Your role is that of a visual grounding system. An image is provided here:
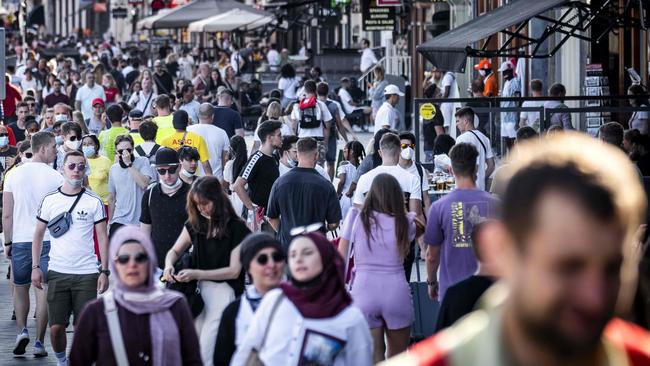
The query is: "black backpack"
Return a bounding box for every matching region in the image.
[298,96,321,129]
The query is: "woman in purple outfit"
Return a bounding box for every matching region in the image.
[338,173,423,364]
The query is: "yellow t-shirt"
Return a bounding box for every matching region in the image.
[130,132,144,146]
[153,115,175,144]
[161,131,211,162]
[87,155,112,204]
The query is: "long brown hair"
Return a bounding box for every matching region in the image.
[187,176,241,238]
[360,173,410,258]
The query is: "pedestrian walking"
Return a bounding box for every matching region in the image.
[160,110,213,176]
[230,232,373,366]
[32,150,109,366]
[163,176,250,366]
[98,104,128,162]
[187,103,229,179]
[69,225,202,365]
[336,140,365,220]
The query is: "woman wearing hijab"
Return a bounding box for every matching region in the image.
[214,233,285,366]
[69,225,202,365]
[230,232,373,366]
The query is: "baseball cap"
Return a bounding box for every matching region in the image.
[384,84,405,96]
[498,61,514,72]
[92,98,105,107]
[473,59,491,70]
[128,109,143,119]
[154,147,180,166]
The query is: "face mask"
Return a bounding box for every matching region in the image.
[0,136,8,148]
[401,147,414,161]
[200,211,211,219]
[181,168,195,178]
[65,140,81,150]
[23,157,32,163]
[160,177,182,190]
[55,135,64,145]
[82,146,96,158]
[288,158,297,168]
[479,69,486,77]
[66,178,83,188]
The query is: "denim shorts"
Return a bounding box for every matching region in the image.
[11,241,50,286]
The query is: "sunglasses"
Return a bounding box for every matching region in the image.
[115,252,149,265]
[117,148,133,155]
[290,223,324,237]
[401,143,415,149]
[66,163,86,172]
[24,152,33,159]
[157,166,179,176]
[68,135,79,141]
[27,103,36,107]
[0,133,8,137]
[255,251,284,266]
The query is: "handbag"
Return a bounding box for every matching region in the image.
[245,293,284,366]
[166,236,204,318]
[47,188,85,238]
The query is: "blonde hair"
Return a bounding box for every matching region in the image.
[266,101,282,119]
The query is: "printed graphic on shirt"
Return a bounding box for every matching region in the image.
[451,200,489,248]
[298,329,346,366]
[76,209,91,222]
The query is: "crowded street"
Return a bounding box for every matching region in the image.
[1,0,650,365]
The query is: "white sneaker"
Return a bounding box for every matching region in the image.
[13,329,29,355]
[57,359,68,366]
[352,125,363,132]
[33,340,48,358]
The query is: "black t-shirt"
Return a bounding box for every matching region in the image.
[240,150,279,209]
[434,275,495,332]
[267,168,342,250]
[153,71,174,95]
[422,104,444,151]
[139,182,190,269]
[212,106,243,138]
[185,219,250,295]
[8,122,25,143]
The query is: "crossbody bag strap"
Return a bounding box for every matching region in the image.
[142,91,154,115]
[257,293,284,351]
[179,131,188,147]
[103,292,130,366]
[468,130,487,155]
[68,188,85,214]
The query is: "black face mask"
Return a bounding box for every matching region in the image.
[118,154,129,169]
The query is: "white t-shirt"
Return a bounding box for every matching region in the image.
[267,49,280,67]
[403,162,430,192]
[278,77,299,100]
[36,189,106,274]
[520,100,545,131]
[337,88,357,115]
[127,90,157,117]
[75,84,107,120]
[20,77,42,94]
[374,101,399,132]
[456,129,494,191]
[353,165,422,205]
[188,123,230,179]
[440,72,461,127]
[290,99,333,138]
[253,122,293,143]
[4,162,64,242]
[360,48,378,73]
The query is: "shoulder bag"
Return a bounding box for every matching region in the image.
[103,291,130,366]
[245,293,284,366]
[47,188,85,238]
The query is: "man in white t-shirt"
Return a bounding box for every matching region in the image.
[75,72,106,121]
[454,107,495,190]
[3,131,62,357]
[354,133,422,215]
[290,80,333,166]
[360,39,378,73]
[440,70,462,130]
[188,103,230,180]
[267,44,280,71]
[374,84,404,133]
[32,150,108,366]
[338,78,371,132]
[127,74,157,117]
[519,79,545,132]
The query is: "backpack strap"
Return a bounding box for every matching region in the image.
[149,144,161,157]
[103,291,130,366]
[135,145,146,158]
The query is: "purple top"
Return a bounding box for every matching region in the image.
[424,189,498,301]
[342,207,417,274]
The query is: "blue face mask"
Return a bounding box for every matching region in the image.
[55,135,64,145]
[82,146,96,158]
[0,136,8,148]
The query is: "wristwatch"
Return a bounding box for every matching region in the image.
[426,280,438,287]
[99,269,111,276]
[4,241,11,247]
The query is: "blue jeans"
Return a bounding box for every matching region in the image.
[11,241,50,285]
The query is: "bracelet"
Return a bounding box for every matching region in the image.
[4,241,11,247]
[32,265,40,270]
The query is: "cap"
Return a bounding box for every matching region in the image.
[154,147,180,166]
[498,61,514,72]
[92,98,105,107]
[172,109,189,130]
[384,84,405,96]
[240,233,283,272]
[128,109,143,119]
[473,59,491,70]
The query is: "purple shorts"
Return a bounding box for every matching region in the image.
[350,271,413,329]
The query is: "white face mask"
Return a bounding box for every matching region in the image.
[479,69,487,77]
[401,147,414,161]
[181,168,195,178]
[65,140,81,150]
[66,178,83,188]
[160,177,182,190]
